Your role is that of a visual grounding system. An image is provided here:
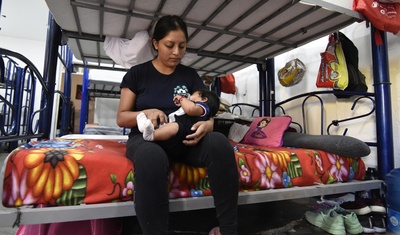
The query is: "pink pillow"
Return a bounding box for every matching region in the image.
[241,116,292,147]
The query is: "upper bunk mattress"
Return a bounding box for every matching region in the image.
[44,0,363,76]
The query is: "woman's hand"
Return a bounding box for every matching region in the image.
[144,109,168,128]
[183,119,214,146]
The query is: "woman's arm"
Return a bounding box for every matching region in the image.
[183,118,214,146]
[117,88,167,128]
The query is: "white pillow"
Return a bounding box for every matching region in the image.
[228,123,250,143]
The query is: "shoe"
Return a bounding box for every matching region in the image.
[358,215,375,234]
[305,208,346,235]
[364,167,378,180]
[371,214,386,234]
[319,193,355,206]
[363,198,386,214]
[340,200,371,215]
[312,201,334,212]
[334,206,364,234]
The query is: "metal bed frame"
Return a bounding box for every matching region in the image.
[0,0,393,228]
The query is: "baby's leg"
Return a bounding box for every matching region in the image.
[153,122,179,141]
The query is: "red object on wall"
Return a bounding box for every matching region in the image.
[353,0,400,35]
[220,74,236,94]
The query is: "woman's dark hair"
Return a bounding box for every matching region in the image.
[196,89,220,117]
[152,15,189,44]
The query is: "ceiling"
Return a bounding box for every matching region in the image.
[0,0,49,41]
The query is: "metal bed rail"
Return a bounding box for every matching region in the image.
[274,90,376,146]
[0,49,48,149]
[0,179,383,227]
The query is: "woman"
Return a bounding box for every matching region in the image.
[117,15,238,235]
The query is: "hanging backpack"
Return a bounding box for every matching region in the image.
[334,32,368,98]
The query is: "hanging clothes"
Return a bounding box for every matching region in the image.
[219,74,236,94]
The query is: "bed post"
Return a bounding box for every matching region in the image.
[370,26,394,179]
[266,59,275,117]
[60,46,73,136]
[79,67,90,134]
[257,59,275,117]
[257,61,267,116]
[40,13,61,139]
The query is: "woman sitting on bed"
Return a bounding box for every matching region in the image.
[116,15,238,235]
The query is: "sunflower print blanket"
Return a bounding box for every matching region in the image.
[1,138,366,207]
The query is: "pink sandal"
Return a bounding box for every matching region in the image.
[208,226,221,235]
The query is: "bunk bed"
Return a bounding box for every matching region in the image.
[80,77,126,134]
[0,0,393,228]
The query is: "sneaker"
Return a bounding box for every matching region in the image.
[319,193,355,206]
[363,198,386,214]
[340,200,371,215]
[305,208,346,235]
[312,201,334,212]
[358,215,375,234]
[334,206,364,234]
[371,214,386,233]
[364,167,378,180]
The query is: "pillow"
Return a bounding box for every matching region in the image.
[282,132,371,158]
[228,123,250,143]
[241,116,292,147]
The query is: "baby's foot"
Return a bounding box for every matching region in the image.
[143,119,155,141]
[208,227,221,235]
[136,112,148,133]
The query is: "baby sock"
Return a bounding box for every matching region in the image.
[142,119,155,141]
[136,112,148,133]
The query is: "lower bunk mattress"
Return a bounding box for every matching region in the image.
[2,136,366,207]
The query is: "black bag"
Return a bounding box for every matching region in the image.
[334,32,368,98]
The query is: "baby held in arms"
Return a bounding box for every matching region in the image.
[137,89,220,141]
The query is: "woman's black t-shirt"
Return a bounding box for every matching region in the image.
[120,61,206,115]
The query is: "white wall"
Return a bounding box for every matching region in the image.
[0,36,46,73]
[222,22,400,169]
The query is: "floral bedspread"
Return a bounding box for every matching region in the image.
[1,138,365,207]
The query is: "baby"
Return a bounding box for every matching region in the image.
[136,89,220,142]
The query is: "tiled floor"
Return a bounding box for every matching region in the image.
[119,198,336,235]
[120,199,388,235]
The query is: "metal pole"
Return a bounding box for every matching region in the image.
[79,67,89,134]
[266,59,275,116]
[370,26,394,179]
[60,47,73,136]
[40,12,61,139]
[257,63,267,116]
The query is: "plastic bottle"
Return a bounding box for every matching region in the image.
[386,168,400,233]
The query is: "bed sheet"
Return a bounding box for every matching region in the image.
[2,137,365,207]
[83,125,130,135]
